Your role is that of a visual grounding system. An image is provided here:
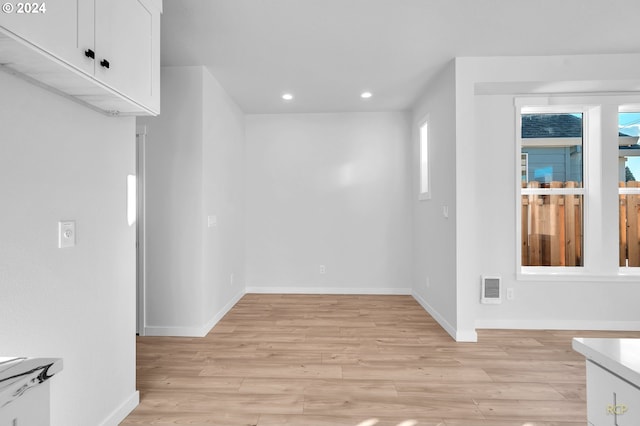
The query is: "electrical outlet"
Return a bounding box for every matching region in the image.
[58,221,76,248]
[319,265,326,274]
[207,215,217,228]
[506,288,515,300]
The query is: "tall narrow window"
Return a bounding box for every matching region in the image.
[618,110,640,267]
[520,112,585,267]
[419,119,430,200]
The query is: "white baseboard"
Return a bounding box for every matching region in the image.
[475,319,640,331]
[200,288,245,335]
[454,329,479,342]
[245,286,412,295]
[143,324,206,337]
[99,391,139,426]
[412,291,478,342]
[144,289,246,337]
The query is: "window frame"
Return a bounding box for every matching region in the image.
[516,104,589,276]
[418,116,431,201]
[515,96,640,281]
[618,106,640,269]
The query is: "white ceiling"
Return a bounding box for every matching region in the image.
[161,0,640,114]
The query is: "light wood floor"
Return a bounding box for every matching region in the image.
[122,294,640,425]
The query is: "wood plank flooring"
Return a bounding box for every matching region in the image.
[122,294,640,425]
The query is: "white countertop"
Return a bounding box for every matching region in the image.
[0,357,26,380]
[0,357,63,408]
[573,338,640,388]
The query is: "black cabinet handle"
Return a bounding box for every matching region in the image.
[84,49,95,59]
[100,59,110,69]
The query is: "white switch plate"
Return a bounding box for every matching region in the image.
[506,288,514,300]
[58,221,76,248]
[319,265,326,274]
[207,215,217,227]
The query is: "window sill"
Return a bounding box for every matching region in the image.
[517,268,640,282]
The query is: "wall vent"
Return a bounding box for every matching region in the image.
[481,276,501,304]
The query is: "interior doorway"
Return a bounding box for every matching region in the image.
[136,125,147,336]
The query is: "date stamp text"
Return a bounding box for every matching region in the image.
[2,2,47,14]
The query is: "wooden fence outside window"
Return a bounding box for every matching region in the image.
[619,181,640,267]
[521,181,582,266]
[521,181,640,267]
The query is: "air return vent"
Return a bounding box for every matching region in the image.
[481,276,501,304]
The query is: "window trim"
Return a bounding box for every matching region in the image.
[515,95,640,280]
[517,103,589,275]
[618,108,640,269]
[418,116,431,201]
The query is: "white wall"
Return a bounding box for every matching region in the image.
[245,112,412,294]
[139,66,245,336]
[0,71,137,425]
[455,54,640,332]
[201,68,246,329]
[141,66,204,331]
[410,62,460,337]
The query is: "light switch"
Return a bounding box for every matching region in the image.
[507,288,515,300]
[207,215,217,228]
[58,221,76,248]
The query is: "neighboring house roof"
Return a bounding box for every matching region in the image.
[522,113,632,138]
[522,114,582,138]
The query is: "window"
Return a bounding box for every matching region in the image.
[517,98,640,278]
[419,119,430,200]
[619,111,640,267]
[520,111,585,267]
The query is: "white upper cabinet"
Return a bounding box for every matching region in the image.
[0,0,161,115]
[94,0,160,113]
[0,1,94,74]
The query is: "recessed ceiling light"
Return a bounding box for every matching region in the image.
[282,93,294,101]
[361,91,373,99]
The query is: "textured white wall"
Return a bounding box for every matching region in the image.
[139,66,245,336]
[140,66,205,331]
[245,112,412,294]
[201,68,246,327]
[456,54,640,332]
[410,62,459,337]
[473,93,640,329]
[0,71,137,425]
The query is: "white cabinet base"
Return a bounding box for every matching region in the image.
[0,357,62,426]
[0,381,50,426]
[586,360,640,426]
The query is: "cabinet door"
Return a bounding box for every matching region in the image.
[586,361,640,426]
[94,0,159,113]
[0,381,50,426]
[0,0,94,74]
